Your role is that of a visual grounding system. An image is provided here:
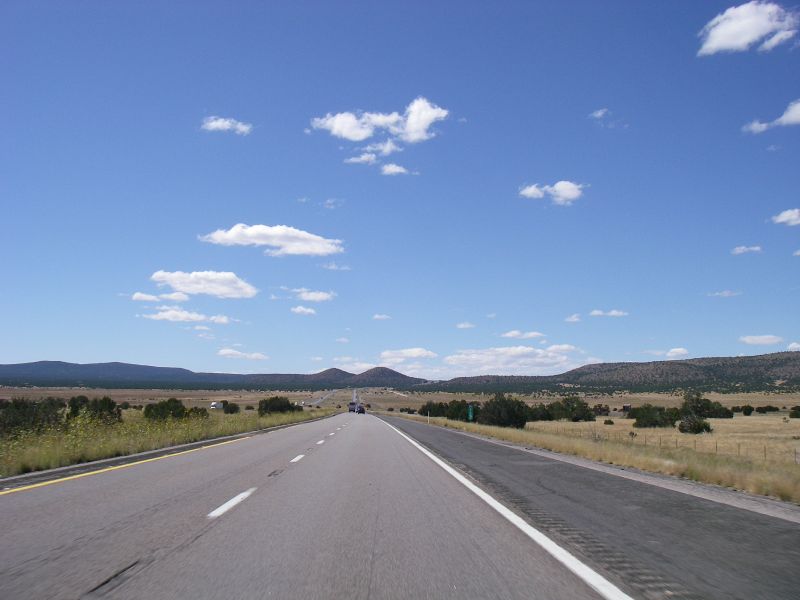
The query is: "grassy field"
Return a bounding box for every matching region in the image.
[387,412,800,503]
[0,408,333,478]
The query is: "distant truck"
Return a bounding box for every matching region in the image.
[348,401,357,412]
[210,401,223,410]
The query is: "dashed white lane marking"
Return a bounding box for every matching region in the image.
[328,433,335,436]
[316,440,325,445]
[382,420,634,600]
[290,454,305,463]
[207,488,257,519]
[336,427,341,431]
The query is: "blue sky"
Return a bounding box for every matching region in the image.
[2,1,798,378]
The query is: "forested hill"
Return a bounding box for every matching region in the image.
[1,352,799,393]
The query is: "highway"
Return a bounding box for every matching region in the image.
[0,412,797,599]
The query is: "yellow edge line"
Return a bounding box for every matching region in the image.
[0,436,251,496]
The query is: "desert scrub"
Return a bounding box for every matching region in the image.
[0,409,331,477]
[388,413,800,504]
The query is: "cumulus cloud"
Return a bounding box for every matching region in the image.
[373,314,391,320]
[344,153,377,165]
[151,270,257,299]
[217,348,268,360]
[794,250,800,257]
[333,356,376,372]
[291,305,316,315]
[501,330,545,339]
[200,224,344,257]
[311,97,448,144]
[456,322,476,329]
[698,1,798,56]
[443,344,583,376]
[519,180,586,206]
[708,290,742,297]
[742,99,800,134]
[788,342,800,351]
[589,108,609,119]
[364,139,402,156]
[565,313,581,323]
[590,309,628,317]
[336,337,349,343]
[740,334,783,345]
[731,245,762,255]
[142,308,232,324]
[666,347,689,359]
[772,208,800,226]
[380,347,438,365]
[132,292,159,302]
[321,261,351,271]
[381,163,409,176]
[201,116,252,135]
[292,288,335,302]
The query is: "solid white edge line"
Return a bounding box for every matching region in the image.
[207,487,257,519]
[316,440,325,445]
[382,420,634,600]
[290,454,305,463]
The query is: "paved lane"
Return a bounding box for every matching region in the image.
[383,416,800,600]
[0,414,606,599]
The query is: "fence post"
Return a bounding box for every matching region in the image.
[764,445,767,461]
[738,443,740,457]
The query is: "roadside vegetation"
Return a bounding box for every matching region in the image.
[390,391,800,503]
[0,395,331,477]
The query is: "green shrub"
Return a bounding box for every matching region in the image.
[630,404,680,428]
[789,406,800,419]
[258,396,301,416]
[755,405,780,414]
[186,407,209,418]
[143,398,186,420]
[681,392,732,418]
[549,396,596,422]
[477,393,529,428]
[603,419,614,425]
[742,405,754,416]
[678,413,712,434]
[0,397,65,435]
[731,406,742,413]
[119,401,131,410]
[245,405,255,411]
[528,404,554,421]
[387,407,394,412]
[223,402,240,414]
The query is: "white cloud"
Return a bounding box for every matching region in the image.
[333,356,376,372]
[794,250,800,256]
[217,348,268,360]
[590,309,628,317]
[336,337,349,343]
[565,313,581,323]
[443,344,582,376]
[486,313,497,319]
[344,152,377,165]
[381,163,409,176]
[589,108,609,119]
[159,292,190,302]
[201,116,252,135]
[788,342,800,351]
[742,99,800,134]
[142,308,232,324]
[132,292,159,302]
[372,314,392,320]
[321,261,351,271]
[666,347,689,359]
[364,139,402,156]
[311,356,323,361]
[519,180,586,206]
[547,344,577,352]
[292,288,335,302]
[501,330,545,339]
[708,290,742,297]
[151,270,257,299]
[698,1,798,56]
[311,97,448,144]
[194,325,210,331]
[401,97,449,143]
[291,305,316,315]
[772,208,800,226]
[322,198,343,210]
[200,223,344,257]
[731,245,762,255]
[739,334,783,345]
[380,347,438,365]
[456,322,476,329]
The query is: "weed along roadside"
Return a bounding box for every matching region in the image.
[384,392,800,504]
[0,395,335,478]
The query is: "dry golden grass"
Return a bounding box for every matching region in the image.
[389,413,800,503]
[0,409,334,477]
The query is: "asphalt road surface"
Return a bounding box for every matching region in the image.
[1,412,797,599]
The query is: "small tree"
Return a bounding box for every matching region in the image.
[143,398,186,420]
[477,393,529,428]
[223,402,240,414]
[742,405,754,416]
[678,413,712,434]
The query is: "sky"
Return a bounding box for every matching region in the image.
[1,1,799,379]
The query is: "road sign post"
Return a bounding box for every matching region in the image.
[468,404,474,422]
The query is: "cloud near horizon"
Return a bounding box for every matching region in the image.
[217,348,268,360]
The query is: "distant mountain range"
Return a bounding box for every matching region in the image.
[1,352,799,393]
